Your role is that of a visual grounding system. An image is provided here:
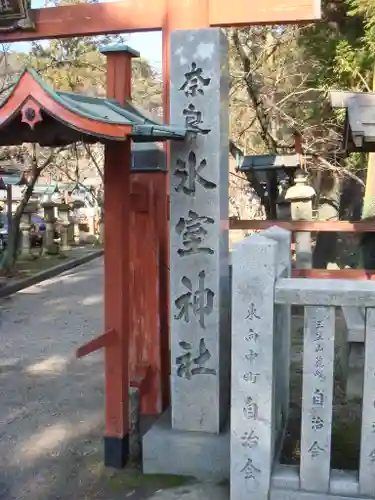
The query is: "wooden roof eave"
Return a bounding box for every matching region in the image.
[0,70,133,142]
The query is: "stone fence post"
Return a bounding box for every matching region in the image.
[42,200,58,255]
[285,171,315,269]
[264,226,292,454]
[230,227,292,500]
[57,203,71,253]
[19,221,31,257]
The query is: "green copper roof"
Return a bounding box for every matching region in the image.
[4,68,187,143]
[99,44,140,58]
[0,174,23,186]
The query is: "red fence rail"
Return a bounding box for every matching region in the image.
[229,219,375,279]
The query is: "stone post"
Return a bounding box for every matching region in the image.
[99,210,104,245]
[19,202,38,256]
[69,199,84,245]
[231,233,278,500]
[300,305,335,493]
[285,171,315,269]
[67,215,75,246]
[60,221,71,254]
[42,200,58,255]
[169,28,229,433]
[359,308,375,496]
[0,205,4,252]
[57,203,71,253]
[264,226,292,455]
[57,202,70,223]
[19,221,31,257]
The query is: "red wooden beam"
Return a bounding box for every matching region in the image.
[209,0,321,27]
[0,0,320,42]
[76,329,117,358]
[0,0,166,42]
[229,219,375,232]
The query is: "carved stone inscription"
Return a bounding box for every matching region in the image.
[300,306,335,493]
[170,29,229,433]
[230,235,278,500]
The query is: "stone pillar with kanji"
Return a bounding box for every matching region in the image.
[169,28,230,433]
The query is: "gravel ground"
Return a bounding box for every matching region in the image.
[0,255,359,499]
[0,258,107,500]
[0,258,217,500]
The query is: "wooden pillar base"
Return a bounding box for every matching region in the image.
[104,435,129,468]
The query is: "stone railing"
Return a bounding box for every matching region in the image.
[231,226,375,500]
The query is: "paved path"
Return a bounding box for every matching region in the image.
[0,258,105,500]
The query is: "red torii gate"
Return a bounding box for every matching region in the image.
[0,0,321,467]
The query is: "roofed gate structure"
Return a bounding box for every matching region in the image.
[0,44,187,467]
[0,0,322,485]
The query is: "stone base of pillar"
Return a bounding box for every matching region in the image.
[142,409,229,481]
[104,435,129,469]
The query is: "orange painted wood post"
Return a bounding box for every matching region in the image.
[100,44,139,468]
[147,171,170,410]
[129,176,162,415]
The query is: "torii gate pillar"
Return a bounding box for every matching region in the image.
[101,45,137,467]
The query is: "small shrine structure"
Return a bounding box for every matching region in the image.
[0,45,186,467]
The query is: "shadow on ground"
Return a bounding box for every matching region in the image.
[0,258,190,500]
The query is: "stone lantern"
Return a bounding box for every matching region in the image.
[19,201,39,256]
[57,202,71,253]
[42,199,58,254]
[69,199,85,244]
[22,201,38,224]
[285,170,316,269]
[19,220,31,256]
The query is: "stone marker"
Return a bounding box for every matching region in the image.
[300,306,335,493]
[359,308,375,496]
[230,234,278,500]
[169,28,229,433]
[19,221,31,257]
[264,226,292,456]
